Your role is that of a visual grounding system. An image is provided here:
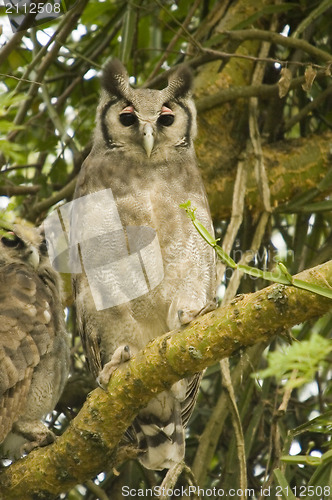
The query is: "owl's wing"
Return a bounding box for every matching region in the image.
[72,278,103,380]
[80,319,103,379]
[0,264,54,442]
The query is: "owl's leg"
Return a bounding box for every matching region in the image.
[97,345,131,390]
[178,298,217,325]
[13,420,55,455]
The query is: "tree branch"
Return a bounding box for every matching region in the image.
[0,184,40,196]
[204,130,332,220]
[219,29,332,64]
[0,261,331,499]
[195,71,328,113]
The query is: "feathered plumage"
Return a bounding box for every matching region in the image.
[73,60,216,470]
[0,224,69,459]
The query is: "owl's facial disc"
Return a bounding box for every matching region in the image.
[142,105,175,157]
[1,230,40,269]
[118,103,176,157]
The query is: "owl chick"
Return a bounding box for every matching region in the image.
[0,223,69,460]
[73,60,216,470]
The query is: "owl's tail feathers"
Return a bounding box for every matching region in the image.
[131,396,185,471]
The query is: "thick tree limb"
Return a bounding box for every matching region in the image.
[202,131,332,220]
[195,72,328,113]
[0,261,331,499]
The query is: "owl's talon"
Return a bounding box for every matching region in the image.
[198,299,217,316]
[178,300,217,326]
[20,430,55,455]
[12,420,56,456]
[177,309,195,325]
[97,345,131,390]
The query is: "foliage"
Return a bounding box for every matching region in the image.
[255,332,332,389]
[0,0,331,498]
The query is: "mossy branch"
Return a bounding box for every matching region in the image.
[0,261,331,499]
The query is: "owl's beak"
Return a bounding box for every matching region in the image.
[143,123,154,157]
[28,246,40,269]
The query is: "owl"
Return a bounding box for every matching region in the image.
[0,223,69,460]
[73,59,216,470]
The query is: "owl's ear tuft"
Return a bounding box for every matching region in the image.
[166,65,193,99]
[101,59,131,98]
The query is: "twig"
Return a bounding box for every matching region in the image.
[26,177,77,221]
[258,370,298,498]
[145,0,202,85]
[158,463,184,499]
[0,184,40,196]
[223,212,271,304]
[216,154,247,287]
[191,343,270,485]
[220,358,247,498]
[11,0,89,129]
[291,0,332,39]
[248,28,272,214]
[218,29,332,64]
[85,480,110,500]
[0,2,48,65]
[284,84,332,132]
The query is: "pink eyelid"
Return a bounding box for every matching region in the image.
[120,105,173,115]
[120,106,135,114]
[161,105,173,115]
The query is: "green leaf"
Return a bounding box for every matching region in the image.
[0,140,26,163]
[181,201,332,300]
[278,262,293,283]
[290,409,332,436]
[0,120,25,133]
[49,158,68,184]
[237,264,291,284]
[307,450,332,493]
[0,91,27,111]
[273,469,297,500]
[281,455,322,466]
[119,1,136,65]
[293,278,332,299]
[254,333,332,389]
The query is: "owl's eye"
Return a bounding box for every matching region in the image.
[119,113,137,127]
[119,105,136,127]
[158,114,174,127]
[158,105,174,127]
[39,239,48,255]
[1,232,24,248]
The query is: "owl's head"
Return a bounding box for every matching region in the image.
[0,224,43,269]
[95,59,197,159]
[0,222,62,295]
